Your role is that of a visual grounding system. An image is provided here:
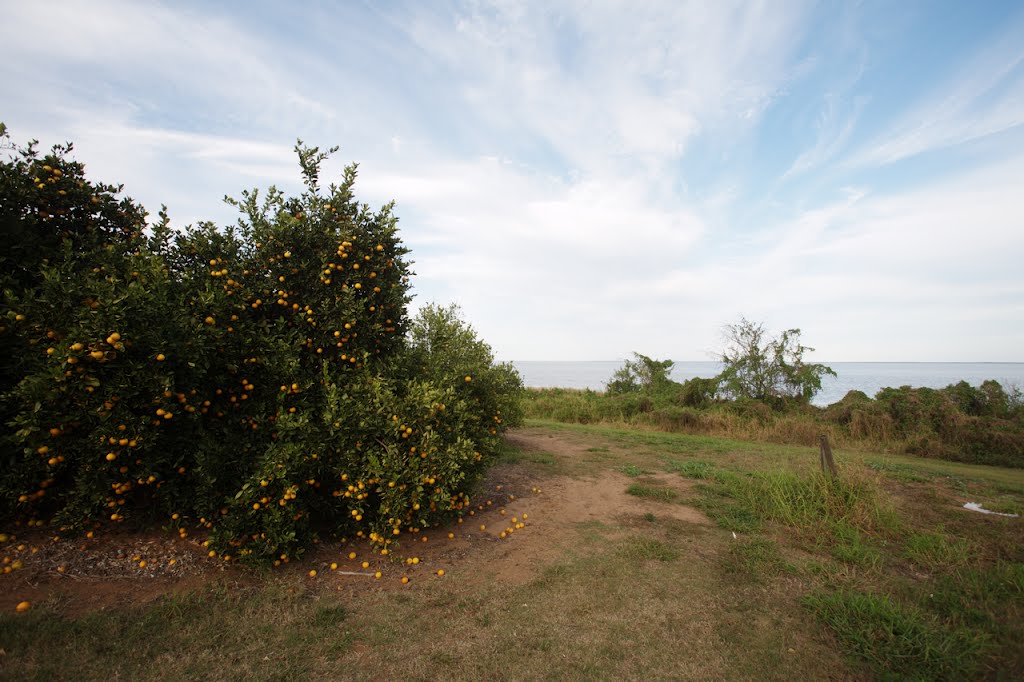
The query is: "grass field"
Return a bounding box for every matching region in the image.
[1,419,1021,680]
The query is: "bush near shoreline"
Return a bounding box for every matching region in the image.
[522,379,1024,467]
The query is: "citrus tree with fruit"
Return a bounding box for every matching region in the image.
[0,127,523,564]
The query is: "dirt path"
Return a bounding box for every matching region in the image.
[2,426,710,612]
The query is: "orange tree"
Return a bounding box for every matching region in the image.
[0,129,523,563]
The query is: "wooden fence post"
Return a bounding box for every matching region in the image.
[819,434,838,478]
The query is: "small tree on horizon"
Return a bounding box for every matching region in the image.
[606,353,675,394]
[717,317,835,405]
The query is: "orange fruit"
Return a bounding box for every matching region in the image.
[16,601,30,612]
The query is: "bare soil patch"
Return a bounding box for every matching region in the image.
[2,427,709,613]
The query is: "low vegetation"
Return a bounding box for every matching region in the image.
[523,380,1024,468]
[1,422,1020,680]
[526,318,1023,468]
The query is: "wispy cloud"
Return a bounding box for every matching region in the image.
[851,9,1024,167]
[2,0,1022,361]
[781,94,867,181]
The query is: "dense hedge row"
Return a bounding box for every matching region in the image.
[0,132,522,563]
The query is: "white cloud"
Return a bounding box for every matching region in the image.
[397,0,813,174]
[3,0,1022,362]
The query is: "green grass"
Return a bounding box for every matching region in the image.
[312,604,349,627]
[497,447,558,467]
[695,493,763,533]
[4,422,1022,682]
[737,470,898,533]
[513,418,1024,678]
[521,387,1024,469]
[828,523,882,568]
[722,537,791,579]
[904,531,971,571]
[866,459,934,483]
[619,464,651,477]
[666,459,716,479]
[803,590,991,681]
[922,562,1024,633]
[625,483,679,503]
[673,460,897,539]
[0,583,357,680]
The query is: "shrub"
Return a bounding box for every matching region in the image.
[605,353,675,394]
[674,375,721,407]
[650,406,702,432]
[0,131,521,563]
[403,302,524,450]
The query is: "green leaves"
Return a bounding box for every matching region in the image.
[606,352,676,395]
[1,133,521,565]
[718,317,835,405]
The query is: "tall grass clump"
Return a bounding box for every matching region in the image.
[735,470,897,533]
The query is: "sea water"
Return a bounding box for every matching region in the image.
[511,361,1024,407]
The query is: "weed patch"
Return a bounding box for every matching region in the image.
[667,459,716,479]
[697,498,762,533]
[904,531,971,571]
[827,523,882,568]
[803,590,990,680]
[722,537,791,579]
[312,605,349,627]
[626,484,679,503]
[619,464,651,477]
[922,562,1024,632]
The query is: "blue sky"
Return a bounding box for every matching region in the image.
[3,0,1023,361]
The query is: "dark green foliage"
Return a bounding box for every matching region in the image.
[403,302,524,444]
[675,375,721,407]
[717,317,836,405]
[0,129,523,563]
[869,385,1024,466]
[606,352,676,394]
